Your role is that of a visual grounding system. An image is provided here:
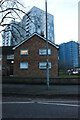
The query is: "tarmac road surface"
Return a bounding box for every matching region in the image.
[2,96,80,118]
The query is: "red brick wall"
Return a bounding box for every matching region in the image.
[2,55,7,76]
[14,35,58,78]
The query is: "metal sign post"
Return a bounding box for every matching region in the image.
[45,0,49,89]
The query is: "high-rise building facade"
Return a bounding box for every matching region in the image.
[2,20,23,46]
[22,6,55,43]
[78,2,80,67]
[78,43,80,67]
[2,6,55,46]
[59,41,78,71]
[2,25,12,46]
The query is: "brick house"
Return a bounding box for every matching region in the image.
[0,47,2,77]
[13,33,59,78]
[2,46,14,76]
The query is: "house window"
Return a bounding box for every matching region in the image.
[39,49,51,55]
[39,62,51,69]
[20,49,28,55]
[20,62,28,69]
[7,54,14,60]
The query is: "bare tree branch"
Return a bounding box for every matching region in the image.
[0,0,25,8]
[0,0,36,46]
[0,7,35,24]
[0,11,11,23]
[1,22,31,35]
[12,25,24,38]
[1,23,23,38]
[0,29,11,33]
[13,9,22,20]
[1,28,23,45]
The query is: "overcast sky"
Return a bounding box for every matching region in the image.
[0,0,79,45]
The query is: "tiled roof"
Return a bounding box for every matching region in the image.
[13,33,59,50]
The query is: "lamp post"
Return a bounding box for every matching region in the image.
[45,0,49,89]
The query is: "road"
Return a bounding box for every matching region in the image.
[2,96,80,118]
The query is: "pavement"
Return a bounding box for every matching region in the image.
[2,84,80,99]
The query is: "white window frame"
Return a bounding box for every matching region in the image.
[20,62,28,69]
[39,62,51,69]
[7,54,14,60]
[39,49,51,55]
[20,49,28,56]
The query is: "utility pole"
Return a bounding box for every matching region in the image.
[45,0,49,89]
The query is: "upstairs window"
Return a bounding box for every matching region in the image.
[39,49,51,55]
[20,49,28,56]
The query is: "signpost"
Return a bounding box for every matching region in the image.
[45,0,49,89]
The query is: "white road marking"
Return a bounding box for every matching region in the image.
[37,102,79,107]
[1,102,34,104]
[45,100,78,103]
[1,101,80,107]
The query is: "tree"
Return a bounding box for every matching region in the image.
[0,0,35,45]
